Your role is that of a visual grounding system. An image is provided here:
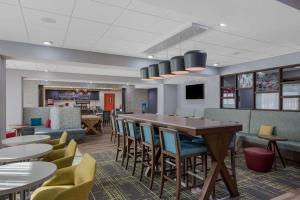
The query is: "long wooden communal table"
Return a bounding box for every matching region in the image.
[118,113,242,200]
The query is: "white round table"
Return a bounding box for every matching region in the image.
[0,161,57,199]
[0,144,53,163]
[2,135,50,146]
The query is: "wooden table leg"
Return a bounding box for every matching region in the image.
[199,131,239,200]
[273,141,286,168]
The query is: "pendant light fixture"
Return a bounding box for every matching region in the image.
[158,60,174,78]
[148,64,163,80]
[184,50,207,71]
[170,56,189,75]
[140,67,150,80]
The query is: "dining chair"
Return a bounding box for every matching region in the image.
[124,120,141,176]
[46,131,68,150]
[43,140,77,169]
[31,153,96,200]
[139,123,160,190]
[115,118,127,166]
[102,111,111,126]
[159,127,208,200]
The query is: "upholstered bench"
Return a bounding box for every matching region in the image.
[244,147,274,172]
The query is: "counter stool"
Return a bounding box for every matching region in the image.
[115,118,127,166]
[159,127,208,200]
[125,120,141,176]
[139,123,160,190]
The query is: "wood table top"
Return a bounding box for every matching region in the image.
[118,113,242,136]
[258,135,288,141]
[81,115,101,120]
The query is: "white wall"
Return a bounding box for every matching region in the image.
[176,76,220,112]
[6,70,23,126]
[157,84,177,115]
[0,56,6,140]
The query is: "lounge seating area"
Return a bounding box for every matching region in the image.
[1,1,300,199]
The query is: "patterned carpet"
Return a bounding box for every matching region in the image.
[89,150,300,200]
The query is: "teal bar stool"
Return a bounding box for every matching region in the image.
[125,120,141,176]
[159,127,208,200]
[110,114,117,143]
[115,118,127,166]
[139,123,160,190]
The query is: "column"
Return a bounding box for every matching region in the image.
[0,56,6,143]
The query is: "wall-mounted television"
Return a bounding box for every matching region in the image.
[186,84,204,99]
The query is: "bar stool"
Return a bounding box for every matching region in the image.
[110,114,117,143]
[115,118,127,166]
[159,127,208,200]
[139,123,160,190]
[125,120,141,176]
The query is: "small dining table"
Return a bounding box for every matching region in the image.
[0,161,57,200]
[2,135,50,146]
[119,113,242,200]
[0,144,53,163]
[7,124,30,136]
[81,115,102,135]
[258,135,288,169]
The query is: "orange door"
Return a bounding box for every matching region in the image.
[104,93,115,111]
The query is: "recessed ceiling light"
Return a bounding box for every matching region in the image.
[43,41,53,46]
[41,17,56,24]
[213,63,219,66]
[220,23,227,27]
[44,69,49,73]
[147,55,154,59]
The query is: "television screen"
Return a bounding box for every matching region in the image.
[186,84,204,99]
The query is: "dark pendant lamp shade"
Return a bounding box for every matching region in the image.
[158,61,174,78]
[140,67,149,80]
[184,50,207,71]
[170,56,189,75]
[148,64,163,80]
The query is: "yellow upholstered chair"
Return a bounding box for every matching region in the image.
[46,132,68,150]
[31,153,96,200]
[43,140,77,169]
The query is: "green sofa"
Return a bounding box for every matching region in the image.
[204,108,300,153]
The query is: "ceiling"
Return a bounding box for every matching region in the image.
[1,0,300,67]
[6,60,140,77]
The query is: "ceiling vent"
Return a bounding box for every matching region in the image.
[143,23,208,54]
[277,0,300,10]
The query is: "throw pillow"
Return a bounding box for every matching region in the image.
[259,125,273,136]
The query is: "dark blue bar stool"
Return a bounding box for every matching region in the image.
[139,123,160,190]
[159,127,208,200]
[125,120,141,176]
[115,118,127,166]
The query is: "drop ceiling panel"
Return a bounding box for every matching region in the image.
[73,0,124,24]
[28,26,65,46]
[92,0,132,8]
[0,3,28,42]
[103,26,158,44]
[0,0,18,5]
[23,8,69,30]
[64,18,109,49]
[129,0,171,17]
[115,10,161,32]
[20,0,76,16]
[191,30,243,46]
